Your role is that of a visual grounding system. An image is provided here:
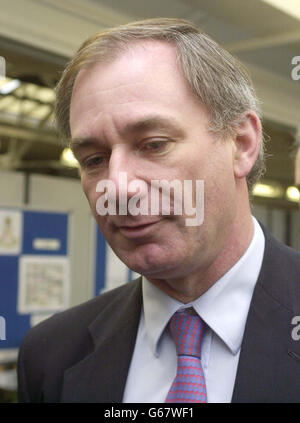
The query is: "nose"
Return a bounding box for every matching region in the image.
[107,145,148,213]
[108,144,132,197]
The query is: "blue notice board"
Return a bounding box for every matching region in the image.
[0,207,69,350]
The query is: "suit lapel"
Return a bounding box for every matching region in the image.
[232,228,300,402]
[61,279,142,403]
[231,283,294,402]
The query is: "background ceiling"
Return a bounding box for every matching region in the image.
[0,0,299,207]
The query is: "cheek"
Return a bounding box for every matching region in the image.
[81,178,90,201]
[81,177,98,210]
[196,151,235,216]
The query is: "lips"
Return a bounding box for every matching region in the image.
[110,216,161,228]
[119,220,159,229]
[115,218,162,239]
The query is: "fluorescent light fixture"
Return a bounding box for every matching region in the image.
[286,186,300,202]
[35,87,56,103]
[0,79,21,95]
[261,0,300,21]
[0,56,5,79]
[60,148,79,168]
[252,183,283,198]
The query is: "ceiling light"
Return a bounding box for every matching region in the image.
[0,57,5,80]
[252,183,283,198]
[0,77,10,89]
[0,79,21,95]
[261,0,300,21]
[60,148,79,168]
[34,87,56,103]
[286,186,300,202]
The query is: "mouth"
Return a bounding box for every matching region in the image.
[117,219,162,239]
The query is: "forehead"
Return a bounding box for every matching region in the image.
[72,41,182,97]
[69,40,207,140]
[76,40,179,75]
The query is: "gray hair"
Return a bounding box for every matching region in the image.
[55,18,265,189]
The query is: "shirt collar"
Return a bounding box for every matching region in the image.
[142,216,265,356]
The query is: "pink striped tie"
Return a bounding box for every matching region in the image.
[165,309,207,403]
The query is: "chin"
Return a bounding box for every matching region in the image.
[124,251,186,279]
[113,238,191,278]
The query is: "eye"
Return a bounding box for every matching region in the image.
[81,155,106,172]
[140,139,171,154]
[145,141,164,150]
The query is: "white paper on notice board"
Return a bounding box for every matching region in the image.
[33,238,61,251]
[0,209,22,255]
[18,255,69,314]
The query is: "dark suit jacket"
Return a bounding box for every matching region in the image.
[17,226,300,403]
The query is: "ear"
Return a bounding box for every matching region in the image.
[232,111,262,179]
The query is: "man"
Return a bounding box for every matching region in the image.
[18,18,300,403]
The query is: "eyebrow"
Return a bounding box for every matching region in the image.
[122,116,185,136]
[70,115,185,153]
[70,137,101,155]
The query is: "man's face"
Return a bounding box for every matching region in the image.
[70,41,238,280]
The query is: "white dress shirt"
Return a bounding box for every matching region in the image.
[122,217,265,403]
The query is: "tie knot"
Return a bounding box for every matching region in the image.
[169,309,205,357]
